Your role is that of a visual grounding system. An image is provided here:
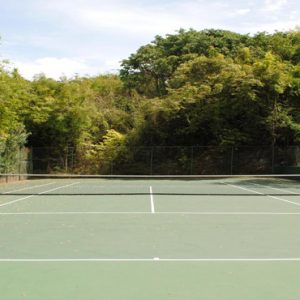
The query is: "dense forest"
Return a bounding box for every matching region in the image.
[1,28,300,174]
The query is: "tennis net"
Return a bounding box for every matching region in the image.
[1,173,300,196]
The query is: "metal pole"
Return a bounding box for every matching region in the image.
[150,147,154,175]
[65,147,69,173]
[271,145,275,174]
[71,148,74,173]
[230,146,234,175]
[30,147,33,174]
[18,147,21,181]
[5,164,8,183]
[190,146,194,175]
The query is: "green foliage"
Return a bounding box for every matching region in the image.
[120,29,249,97]
[0,64,31,172]
[2,28,300,174]
[126,50,299,151]
[0,125,28,172]
[78,129,126,174]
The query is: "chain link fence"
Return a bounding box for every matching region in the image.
[112,146,274,175]
[0,147,30,183]
[2,146,300,176]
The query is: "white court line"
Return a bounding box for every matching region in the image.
[0,258,300,262]
[223,182,300,207]
[1,211,300,215]
[150,186,155,213]
[0,182,80,208]
[2,182,55,194]
[251,183,299,194]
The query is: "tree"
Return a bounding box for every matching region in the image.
[0,65,29,172]
[120,29,249,97]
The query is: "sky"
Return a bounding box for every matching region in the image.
[0,0,299,80]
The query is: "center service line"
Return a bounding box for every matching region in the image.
[150,186,155,213]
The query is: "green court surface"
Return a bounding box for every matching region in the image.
[1,177,300,299]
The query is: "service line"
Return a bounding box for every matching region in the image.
[2,182,55,194]
[223,182,300,207]
[1,211,300,215]
[0,182,80,208]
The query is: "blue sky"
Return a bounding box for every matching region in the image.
[0,0,299,79]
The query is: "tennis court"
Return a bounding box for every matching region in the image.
[1,175,300,299]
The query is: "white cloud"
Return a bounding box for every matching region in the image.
[11,57,101,80]
[290,10,299,19]
[263,0,288,11]
[40,0,229,36]
[2,0,300,79]
[47,2,192,36]
[229,8,251,16]
[77,8,182,35]
[236,8,251,15]
[27,0,298,41]
[40,0,294,38]
[239,20,299,33]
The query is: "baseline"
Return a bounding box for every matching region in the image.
[1,258,300,262]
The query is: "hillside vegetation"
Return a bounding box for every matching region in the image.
[1,29,300,174]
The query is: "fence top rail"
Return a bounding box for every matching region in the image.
[2,173,300,178]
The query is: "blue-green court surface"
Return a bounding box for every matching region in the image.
[1,177,300,299]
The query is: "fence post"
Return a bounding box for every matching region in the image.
[271,145,275,174]
[65,147,69,173]
[230,146,234,175]
[18,147,21,180]
[110,162,113,175]
[29,147,33,174]
[150,147,154,175]
[190,146,194,175]
[71,148,74,173]
[5,164,8,183]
